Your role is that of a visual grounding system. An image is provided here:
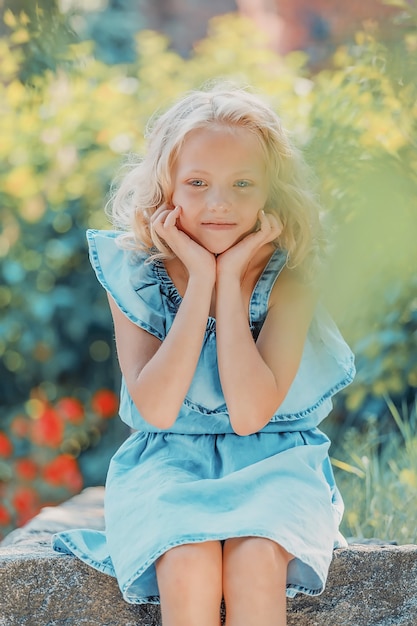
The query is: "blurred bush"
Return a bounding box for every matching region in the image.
[307,13,417,433]
[0,0,143,81]
[0,6,416,536]
[1,0,77,82]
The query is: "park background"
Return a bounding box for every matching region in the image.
[0,0,416,542]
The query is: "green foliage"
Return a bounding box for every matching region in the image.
[81,0,144,65]
[1,0,145,81]
[304,24,417,428]
[339,275,417,431]
[2,1,78,82]
[331,397,417,543]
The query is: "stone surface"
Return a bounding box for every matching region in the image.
[1,487,417,625]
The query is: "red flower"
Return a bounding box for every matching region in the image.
[91,389,118,419]
[15,458,38,481]
[55,397,85,424]
[12,486,41,526]
[0,431,13,457]
[0,504,11,526]
[42,454,83,493]
[31,405,64,447]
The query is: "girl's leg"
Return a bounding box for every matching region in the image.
[156,541,223,626]
[223,537,292,626]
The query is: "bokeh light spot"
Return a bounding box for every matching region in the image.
[4,350,24,372]
[89,340,111,362]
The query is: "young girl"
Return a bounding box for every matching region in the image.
[53,84,355,626]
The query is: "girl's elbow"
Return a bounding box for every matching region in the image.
[134,399,178,430]
[149,414,177,430]
[229,395,286,436]
[229,410,272,437]
[231,422,260,437]
[146,413,177,430]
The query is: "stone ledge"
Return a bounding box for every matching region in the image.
[1,487,416,626]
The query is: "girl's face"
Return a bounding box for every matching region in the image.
[170,125,270,255]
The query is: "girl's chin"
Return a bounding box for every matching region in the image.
[204,242,236,255]
[187,235,240,256]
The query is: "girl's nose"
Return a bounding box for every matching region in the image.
[207,188,231,212]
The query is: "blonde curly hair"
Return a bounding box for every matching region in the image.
[108,83,325,278]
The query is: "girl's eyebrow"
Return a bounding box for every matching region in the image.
[182,169,210,176]
[182,168,258,176]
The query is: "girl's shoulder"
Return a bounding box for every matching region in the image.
[87,228,148,260]
[86,229,167,340]
[86,229,152,281]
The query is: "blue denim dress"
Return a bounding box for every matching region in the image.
[52,229,355,604]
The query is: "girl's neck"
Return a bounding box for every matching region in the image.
[164,243,276,316]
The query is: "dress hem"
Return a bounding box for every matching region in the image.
[122,530,327,604]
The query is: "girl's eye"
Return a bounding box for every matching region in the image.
[189,179,206,187]
[235,180,252,188]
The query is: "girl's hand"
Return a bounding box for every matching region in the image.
[151,205,216,281]
[217,210,283,279]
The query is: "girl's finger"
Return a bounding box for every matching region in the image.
[150,204,167,220]
[256,210,273,236]
[258,209,267,226]
[252,212,282,247]
[163,206,181,228]
[264,212,283,236]
[150,212,171,239]
[152,210,174,232]
[150,203,173,225]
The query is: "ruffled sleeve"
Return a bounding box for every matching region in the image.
[271,303,355,421]
[86,229,166,341]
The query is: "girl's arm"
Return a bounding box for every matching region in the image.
[216,267,315,435]
[215,212,315,436]
[109,206,216,429]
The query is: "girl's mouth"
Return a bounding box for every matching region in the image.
[201,222,236,229]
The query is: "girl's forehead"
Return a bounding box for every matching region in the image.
[171,125,269,178]
[178,124,266,156]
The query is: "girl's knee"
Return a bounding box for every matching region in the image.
[224,536,293,569]
[156,541,222,580]
[156,542,223,626]
[223,537,289,621]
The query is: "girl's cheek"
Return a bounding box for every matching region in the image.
[175,216,191,235]
[171,188,185,206]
